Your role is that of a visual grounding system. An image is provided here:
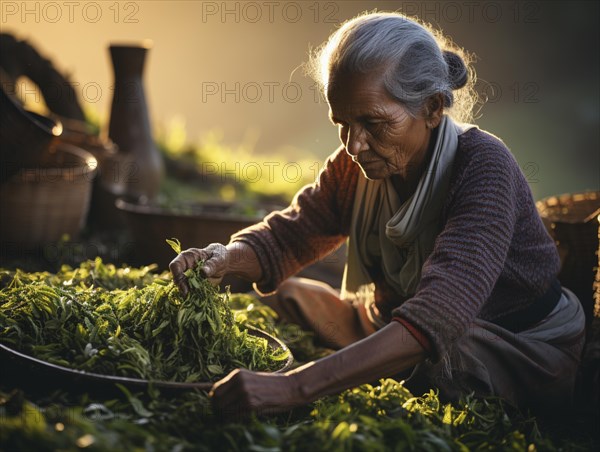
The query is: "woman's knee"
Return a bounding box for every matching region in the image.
[277,277,338,299]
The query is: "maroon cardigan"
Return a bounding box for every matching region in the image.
[232,128,561,360]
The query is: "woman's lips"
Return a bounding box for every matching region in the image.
[355,157,378,165]
[348,149,381,168]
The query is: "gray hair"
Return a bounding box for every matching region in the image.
[309,12,477,123]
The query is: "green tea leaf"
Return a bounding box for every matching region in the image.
[166,238,182,255]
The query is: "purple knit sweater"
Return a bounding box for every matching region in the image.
[232,128,561,359]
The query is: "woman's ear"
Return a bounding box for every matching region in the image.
[424,93,444,128]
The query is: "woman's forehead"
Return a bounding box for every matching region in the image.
[327,71,385,99]
[327,71,400,116]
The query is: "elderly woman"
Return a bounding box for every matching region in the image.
[170,12,585,414]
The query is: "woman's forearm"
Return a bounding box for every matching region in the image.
[225,242,263,282]
[286,321,427,402]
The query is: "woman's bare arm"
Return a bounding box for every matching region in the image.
[210,321,426,415]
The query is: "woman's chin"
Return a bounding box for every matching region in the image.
[355,160,386,179]
[359,167,385,180]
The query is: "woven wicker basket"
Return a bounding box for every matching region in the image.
[0,143,97,248]
[595,214,600,318]
[537,191,600,324]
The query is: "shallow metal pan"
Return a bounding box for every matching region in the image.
[0,327,293,397]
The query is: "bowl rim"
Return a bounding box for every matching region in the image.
[115,197,278,223]
[0,326,292,393]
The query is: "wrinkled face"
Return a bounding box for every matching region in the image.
[327,69,433,181]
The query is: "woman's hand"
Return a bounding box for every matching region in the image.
[210,369,304,417]
[169,243,229,296]
[169,242,263,297]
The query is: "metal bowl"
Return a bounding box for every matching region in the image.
[0,326,293,397]
[114,198,284,292]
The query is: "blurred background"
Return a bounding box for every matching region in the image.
[2,0,598,200]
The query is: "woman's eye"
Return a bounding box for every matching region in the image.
[366,121,384,130]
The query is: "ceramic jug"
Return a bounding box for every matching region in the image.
[107,42,164,200]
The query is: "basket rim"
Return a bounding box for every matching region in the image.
[536,190,600,224]
[3,143,98,184]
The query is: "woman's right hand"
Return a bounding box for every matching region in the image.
[169,242,262,297]
[169,243,229,297]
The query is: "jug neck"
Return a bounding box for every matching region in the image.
[109,45,149,79]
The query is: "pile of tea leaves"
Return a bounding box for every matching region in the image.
[0,259,596,451]
[0,255,289,382]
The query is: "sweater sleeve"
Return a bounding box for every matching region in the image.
[391,136,520,361]
[231,147,357,295]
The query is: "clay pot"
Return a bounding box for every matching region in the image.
[107,42,164,200]
[0,85,62,183]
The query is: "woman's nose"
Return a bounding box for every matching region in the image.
[343,125,367,156]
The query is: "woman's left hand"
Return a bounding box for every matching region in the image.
[209,369,304,417]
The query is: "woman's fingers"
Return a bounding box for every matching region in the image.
[169,248,210,295]
[169,244,230,295]
[210,370,268,417]
[200,243,229,284]
[210,370,251,417]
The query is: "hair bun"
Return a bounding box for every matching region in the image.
[443,50,468,90]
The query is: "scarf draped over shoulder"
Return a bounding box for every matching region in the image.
[342,115,474,301]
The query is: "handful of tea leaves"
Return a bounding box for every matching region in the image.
[0,257,289,383]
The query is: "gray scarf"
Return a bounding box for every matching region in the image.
[342,116,471,300]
